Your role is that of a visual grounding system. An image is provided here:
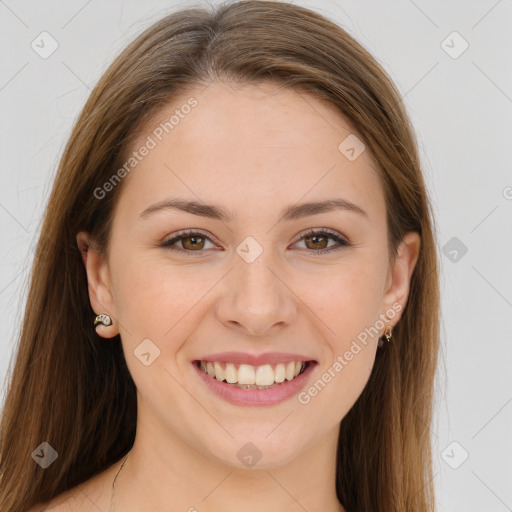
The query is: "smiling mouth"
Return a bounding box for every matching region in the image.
[194,360,312,389]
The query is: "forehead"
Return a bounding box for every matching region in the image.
[114,80,385,225]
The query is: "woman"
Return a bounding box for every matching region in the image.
[0,1,440,511]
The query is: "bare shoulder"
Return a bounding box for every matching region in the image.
[26,463,117,512]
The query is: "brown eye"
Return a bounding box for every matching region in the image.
[303,233,329,250]
[161,228,349,257]
[181,234,206,250]
[161,230,217,253]
[293,229,349,256]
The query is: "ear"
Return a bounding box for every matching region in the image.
[380,231,421,327]
[76,231,119,338]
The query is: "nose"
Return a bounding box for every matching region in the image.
[215,251,297,336]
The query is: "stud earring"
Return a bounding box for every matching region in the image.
[377,324,393,347]
[94,314,113,328]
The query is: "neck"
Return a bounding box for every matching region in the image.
[112,411,345,512]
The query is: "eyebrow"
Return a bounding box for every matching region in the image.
[139,197,368,222]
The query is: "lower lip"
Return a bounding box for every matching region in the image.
[192,361,317,407]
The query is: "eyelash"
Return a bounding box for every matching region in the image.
[160,228,350,256]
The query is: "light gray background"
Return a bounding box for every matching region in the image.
[1,1,511,510]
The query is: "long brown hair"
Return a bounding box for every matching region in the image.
[0,1,440,510]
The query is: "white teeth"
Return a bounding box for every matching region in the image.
[206,361,216,378]
[214,362,225,382]
[199,360,308,385]
[225,363,237,384]
[255,364,275,386]
[274,363,286,383]
[285,362,296,381]
[238,364,256,385]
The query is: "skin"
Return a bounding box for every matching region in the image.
[39,79,420,512]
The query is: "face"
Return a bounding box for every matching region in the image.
[77,80,419,469]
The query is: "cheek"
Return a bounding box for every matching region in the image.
[292,260,384,411]
[306,346,375,423]
[111,253,202,344]
[297,271,380,418]
[296,259,386,346]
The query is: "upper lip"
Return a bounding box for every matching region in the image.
[195,352,316,366]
